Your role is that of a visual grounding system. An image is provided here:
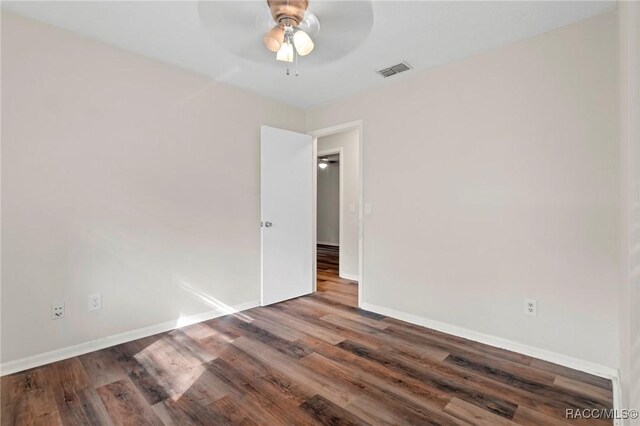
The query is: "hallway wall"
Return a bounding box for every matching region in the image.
[317,160,340,246]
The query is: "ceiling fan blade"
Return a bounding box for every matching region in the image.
[298,11,320,38]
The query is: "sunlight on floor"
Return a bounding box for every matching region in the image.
[178,281,253,325]
[133,336,208,400]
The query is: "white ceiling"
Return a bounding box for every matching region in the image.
[2,1,615,108]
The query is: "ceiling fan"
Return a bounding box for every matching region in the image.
[197,1,373,70]
[318,156,338,169]
[262,0,318,66]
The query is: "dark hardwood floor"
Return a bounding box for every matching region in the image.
[1,245,613,425]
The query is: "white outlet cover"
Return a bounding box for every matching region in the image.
[524,298,537,317]
[52,302,64,320]
[88,293,102,311]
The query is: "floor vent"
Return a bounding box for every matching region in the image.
[376,62,412,78]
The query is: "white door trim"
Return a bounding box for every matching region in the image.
[308,120,364,308]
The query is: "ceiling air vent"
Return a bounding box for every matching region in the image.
[376,62,412,78]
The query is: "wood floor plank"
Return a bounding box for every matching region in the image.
[512,405,573,426]
[152,392,233,425]
[216,343,270,380]
[307,292,384,320]
[204,357,323,425]
[345,393,469,426]
[315,313,452,363]
[221,345,310,407]
[210,314,313,360]
[198,327,237,357]
[165,329,218,365]
[1,368,62,426]
[553,375,613,406]
[208,395,258,426]
[444,397,518,425]
[299,335,453,411]
[337,339,519,419]
[445,354,611,412]
[177,322,221,342]
[44,358,110,426]
[317,280,358,296]
[314,289,359,308]
[256,305,346,345]
[296,297,389,330]
[48,372,111,424]
[231,336,361,408]
[79,348,129,388]
[383,317,533,366]
[300,394,371,426]
[96,378,163,425]
[246,312,307,341]
[529,359,613,390]
[351,333,598,420]
[271,302,385,349]
[444,352,557,387]
[320,313,391,335]
[1,244,613,425]
[110,340,175,405]
[300,352,466,426]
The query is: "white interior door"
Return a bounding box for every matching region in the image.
[261,125,313,306]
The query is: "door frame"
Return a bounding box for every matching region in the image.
[308,120,364,308]
[316,147,344,270]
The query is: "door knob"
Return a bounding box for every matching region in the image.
[265,221,273,228]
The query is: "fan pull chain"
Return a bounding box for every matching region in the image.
[285,35,299,77]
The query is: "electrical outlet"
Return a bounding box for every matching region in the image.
[524,299,537,317]
[88,293,102,311]
[52,302,64,320]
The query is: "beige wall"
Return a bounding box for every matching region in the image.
[317,161,340,245]
[316,129,360,279]
[0,13,304,364]
[307,12,620,368]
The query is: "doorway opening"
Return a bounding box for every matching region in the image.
[311,123,362,307]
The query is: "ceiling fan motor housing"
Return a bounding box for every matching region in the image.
[267,0,309,27]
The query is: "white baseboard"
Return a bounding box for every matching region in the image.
[360,302,619,380]
[317,241,339,247]
[611,375,623,426]
[0,299,260,377]
[340,273,359,281]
